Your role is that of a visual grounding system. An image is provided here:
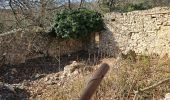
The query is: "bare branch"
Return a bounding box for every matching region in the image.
[133,78,170,100]
[9,0,20,26]
[68,0,71,9]
[140,78,170,92]
[79,0,84,8]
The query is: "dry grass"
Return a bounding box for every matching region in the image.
[40,55,170,100]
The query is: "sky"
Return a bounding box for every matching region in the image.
[0,0,9,9]
[0,0,94,9]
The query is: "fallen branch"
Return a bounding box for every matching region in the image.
[133,78,170,100]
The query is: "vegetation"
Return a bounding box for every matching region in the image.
[0,0,170,99]
[0,0,170,33]
[47,55,170,100]
[113,2,152,12]
[99,0,153,13]
[50,9,104,39]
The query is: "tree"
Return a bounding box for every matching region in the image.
[5,0,91,28]
[51,9,104,39]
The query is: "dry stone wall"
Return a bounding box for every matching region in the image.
[0,27,83,65]
[1,7,170,66]
[101,7,170,57]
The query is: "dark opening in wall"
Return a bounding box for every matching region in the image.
[151,15,156,19]
[111,19,115,21]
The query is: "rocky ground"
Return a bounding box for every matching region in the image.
[0,51,170,100]
[0,51,105,100]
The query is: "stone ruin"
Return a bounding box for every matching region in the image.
[100,7,170,57]
[0,27,84,66]
[1,7,170,66]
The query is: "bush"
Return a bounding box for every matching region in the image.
[50,8,104,39]
[113,2,152,12]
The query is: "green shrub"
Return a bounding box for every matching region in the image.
[130,2,152,10]
[50,8,104,39]
[113,2,152,12]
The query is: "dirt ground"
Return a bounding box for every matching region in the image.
[0,50,109,100]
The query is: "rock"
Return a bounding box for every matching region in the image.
[54,76,59,80]
[64,61,85,74]
[62,61,85,78]
[0,82,15,93]
[60,74,67,79]
[34,74,42,79]
[45,77,49,82]
[45,74,60,85]
[164,21,170,26]
[13,83,24,90]
[46,80,57,85]
[0,82,19,100]
[54,73,60,77]
[46,80,53,85]
[164,93,170,100]
[11,68,17,74]
[73,69,79,75]
[4,84,15,93]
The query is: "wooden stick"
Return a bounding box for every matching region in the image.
[79,63,110,100]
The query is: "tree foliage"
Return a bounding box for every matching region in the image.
[98,0,153,13]
[113,1,152,12]
[0,0,170,33]
[50,8,104,39]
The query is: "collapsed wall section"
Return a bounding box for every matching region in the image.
[0,27,83,65]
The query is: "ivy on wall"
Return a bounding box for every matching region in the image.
[50,8,104,39]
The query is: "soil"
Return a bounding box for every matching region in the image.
[0,50,106,100]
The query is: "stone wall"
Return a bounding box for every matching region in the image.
[0,27,83,65]
[100,7,170,57]
[2,7,170,66]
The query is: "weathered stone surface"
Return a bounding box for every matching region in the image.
[0,27,84,66]
[100,7,170,57]
[164,93,170,100]
[62,61,85,77]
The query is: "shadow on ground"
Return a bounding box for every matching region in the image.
[0,50,106,84]
[0,86,30,100]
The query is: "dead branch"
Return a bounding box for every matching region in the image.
[79,0,84,8]
[9,0,20,26]
[133,78,170,100]
[68,0,71,9]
